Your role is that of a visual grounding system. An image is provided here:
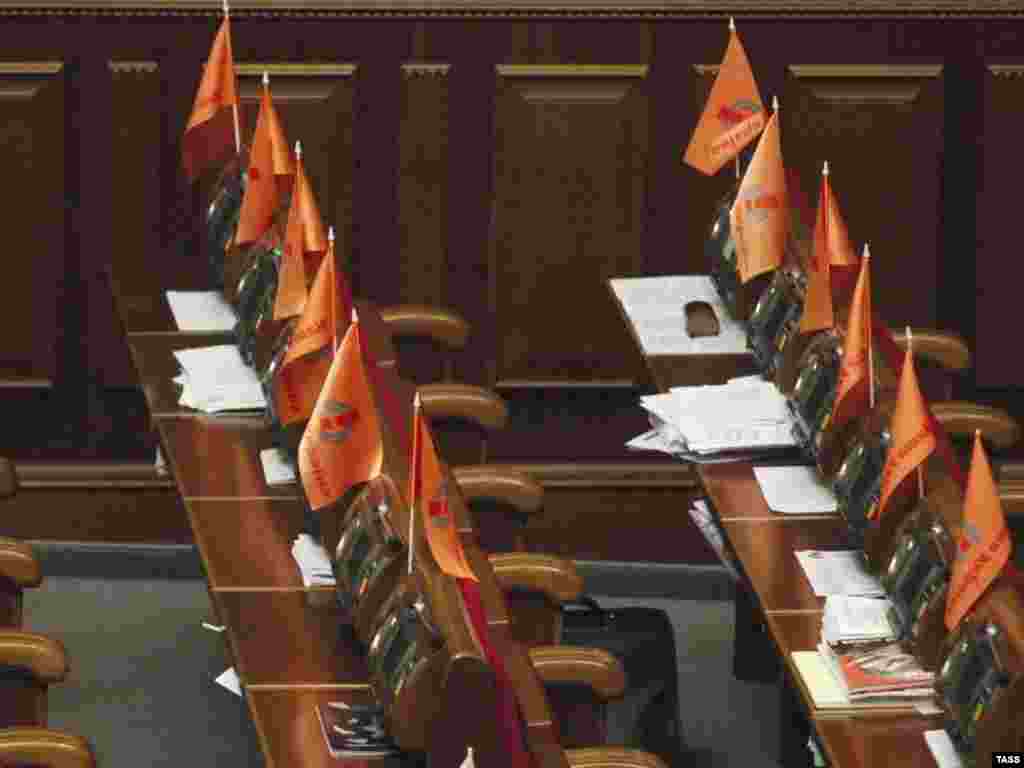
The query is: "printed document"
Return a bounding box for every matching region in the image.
[753,465,838,514]
[794,550,884,597]
[166,291,237,332]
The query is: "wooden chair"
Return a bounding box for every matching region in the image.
[0,631,68,728]
[378,304,470,384]
[0,538,42,628]
[0,729,94,768]
[453,466,544,554]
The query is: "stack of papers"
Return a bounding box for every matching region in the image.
[291,534,336,587]
[166,291,238,332]
[818,641,934,701]
[609,276,748,356]
[639,377,797,460]
[173,346,266,413]
[753,465,838,514]
[822,596,898,645]
[260,448,297,486]
[794,550,884,597]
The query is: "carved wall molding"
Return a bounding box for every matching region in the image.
[788,64,943,105]
[234,63,357,101]
[0,62,62,98]
[402,63,451,77]
[988,64,1024,77]
[109,60,158,73]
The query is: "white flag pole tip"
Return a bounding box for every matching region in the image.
[822,160,829,176]
[728,16,735,30]
[351,307,358,323]
[772,95,779,111]
[222,0,229,15]
[862,243,871,261]
[328,226,335,243]
[262,71,269,86]
[294,140,302,158]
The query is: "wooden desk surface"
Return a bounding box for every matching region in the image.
[700,462,840,522]
[813,717,941,768]
[219,590,368,688]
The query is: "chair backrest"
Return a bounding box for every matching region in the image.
[0,539,40,629]
[0,728,95,768]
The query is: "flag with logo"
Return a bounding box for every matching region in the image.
[298,318,383,511]
[800,166,843,333]
[235,80,293,246]
[410,398,477,581]
[946,432,1013,630]
[730,107,787,283]
[273,236,351,426]
[683,23,765,175]
[273,151,327,321]
[875,343,936,519]
[182,17,238,182]
[830,253,872,430]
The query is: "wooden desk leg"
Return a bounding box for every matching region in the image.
[731,582,780,683]
[778,672,812,768]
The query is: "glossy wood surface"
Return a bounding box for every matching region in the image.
[721,517,851,613]
[217,591,367,688]
[188,499,319,590]
[246,689,375,768]
[157,417,300,499]
[812,717,941,768]
[701,462,840,522]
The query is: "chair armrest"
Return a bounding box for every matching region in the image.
[0,729,94,768]
[378,305,470,351]
[489,553,583,604]
[0,632,68,683]
[893,329,970,372]
[565,748,669,768]
[0,457,16,498]
[419,384,509,432]
[931,402,1020,451]
[453,466,544,517]
[0,538,41,589]
[528,646,625,700]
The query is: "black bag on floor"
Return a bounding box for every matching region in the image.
[559,596,687,766]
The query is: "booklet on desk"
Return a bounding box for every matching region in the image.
[316,703,400,759]
[790,651,927,712]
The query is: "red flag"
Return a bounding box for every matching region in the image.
[274,148,326,321]
[182,18,238,182]
[410,398,476,581]
[946,432,1013,629]
[683,21,765,175]
[831,252,872,430]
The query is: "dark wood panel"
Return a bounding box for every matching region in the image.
[489,64,650,387]
[0,63,63,382]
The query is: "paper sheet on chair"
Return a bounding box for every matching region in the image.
[166,291,238,332]
[753,465,838,514]
[794,550,884,597]
[609,276,748,355]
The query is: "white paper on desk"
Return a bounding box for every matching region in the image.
[822,596,896,644]
[215,667,242,697]
[260,448,297,485]
[795,550,885,597]
[291,534,336,587]
[924,730,963,768]
[165,291,237,332]
[173,346,266,412]
[753,465,838,514]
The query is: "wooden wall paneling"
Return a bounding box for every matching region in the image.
[976,63,1022,388]
[489,64,650,389]
[782,63,944,327]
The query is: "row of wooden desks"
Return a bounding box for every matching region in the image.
[699,462,943,768]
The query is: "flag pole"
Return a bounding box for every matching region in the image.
[223,0,241,154]
[328,226,337,353]
[908,325,925,500]
[865,244,875,409]
[408,392,420,576]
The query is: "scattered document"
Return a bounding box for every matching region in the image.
[924,730,963,768]
[260,448,297,486]
[626,427,681,455]
[166,291,237,332]
[822,596,897,645]
[753,465,838,515]
[292,534,336,587]
[795,550,884,597]
[215,667,242,697]
[172,345,266,413]
[610,276,749,356]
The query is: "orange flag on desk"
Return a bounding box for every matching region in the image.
[683,19,765,175]
[830,250,873,430]
[875,335,936,520]
[946,431,1013,630]
[182,17,238,182]
[273,230,352,426]
[410,397,477,581]
[814,162,858,269]
[274,144,327,321]
[298,315,383,511]
[235,76,294,246]
[800,162,844,334]
[730,103,787,283]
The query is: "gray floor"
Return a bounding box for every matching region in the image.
[22,547,783,768]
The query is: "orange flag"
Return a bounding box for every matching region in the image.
[235,75,294,246]
[273,230,352,426]
[683,19,765,175]
[274,143,327,321]
[298,315,383,511]
[875,332,936,520]
[182,17,238,182]
[814,161,858,268]
[946,431,1013,630]
[800,162,839,333]
[831,250,873,430]
[410,396,477,581]
[730,103,787,283]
